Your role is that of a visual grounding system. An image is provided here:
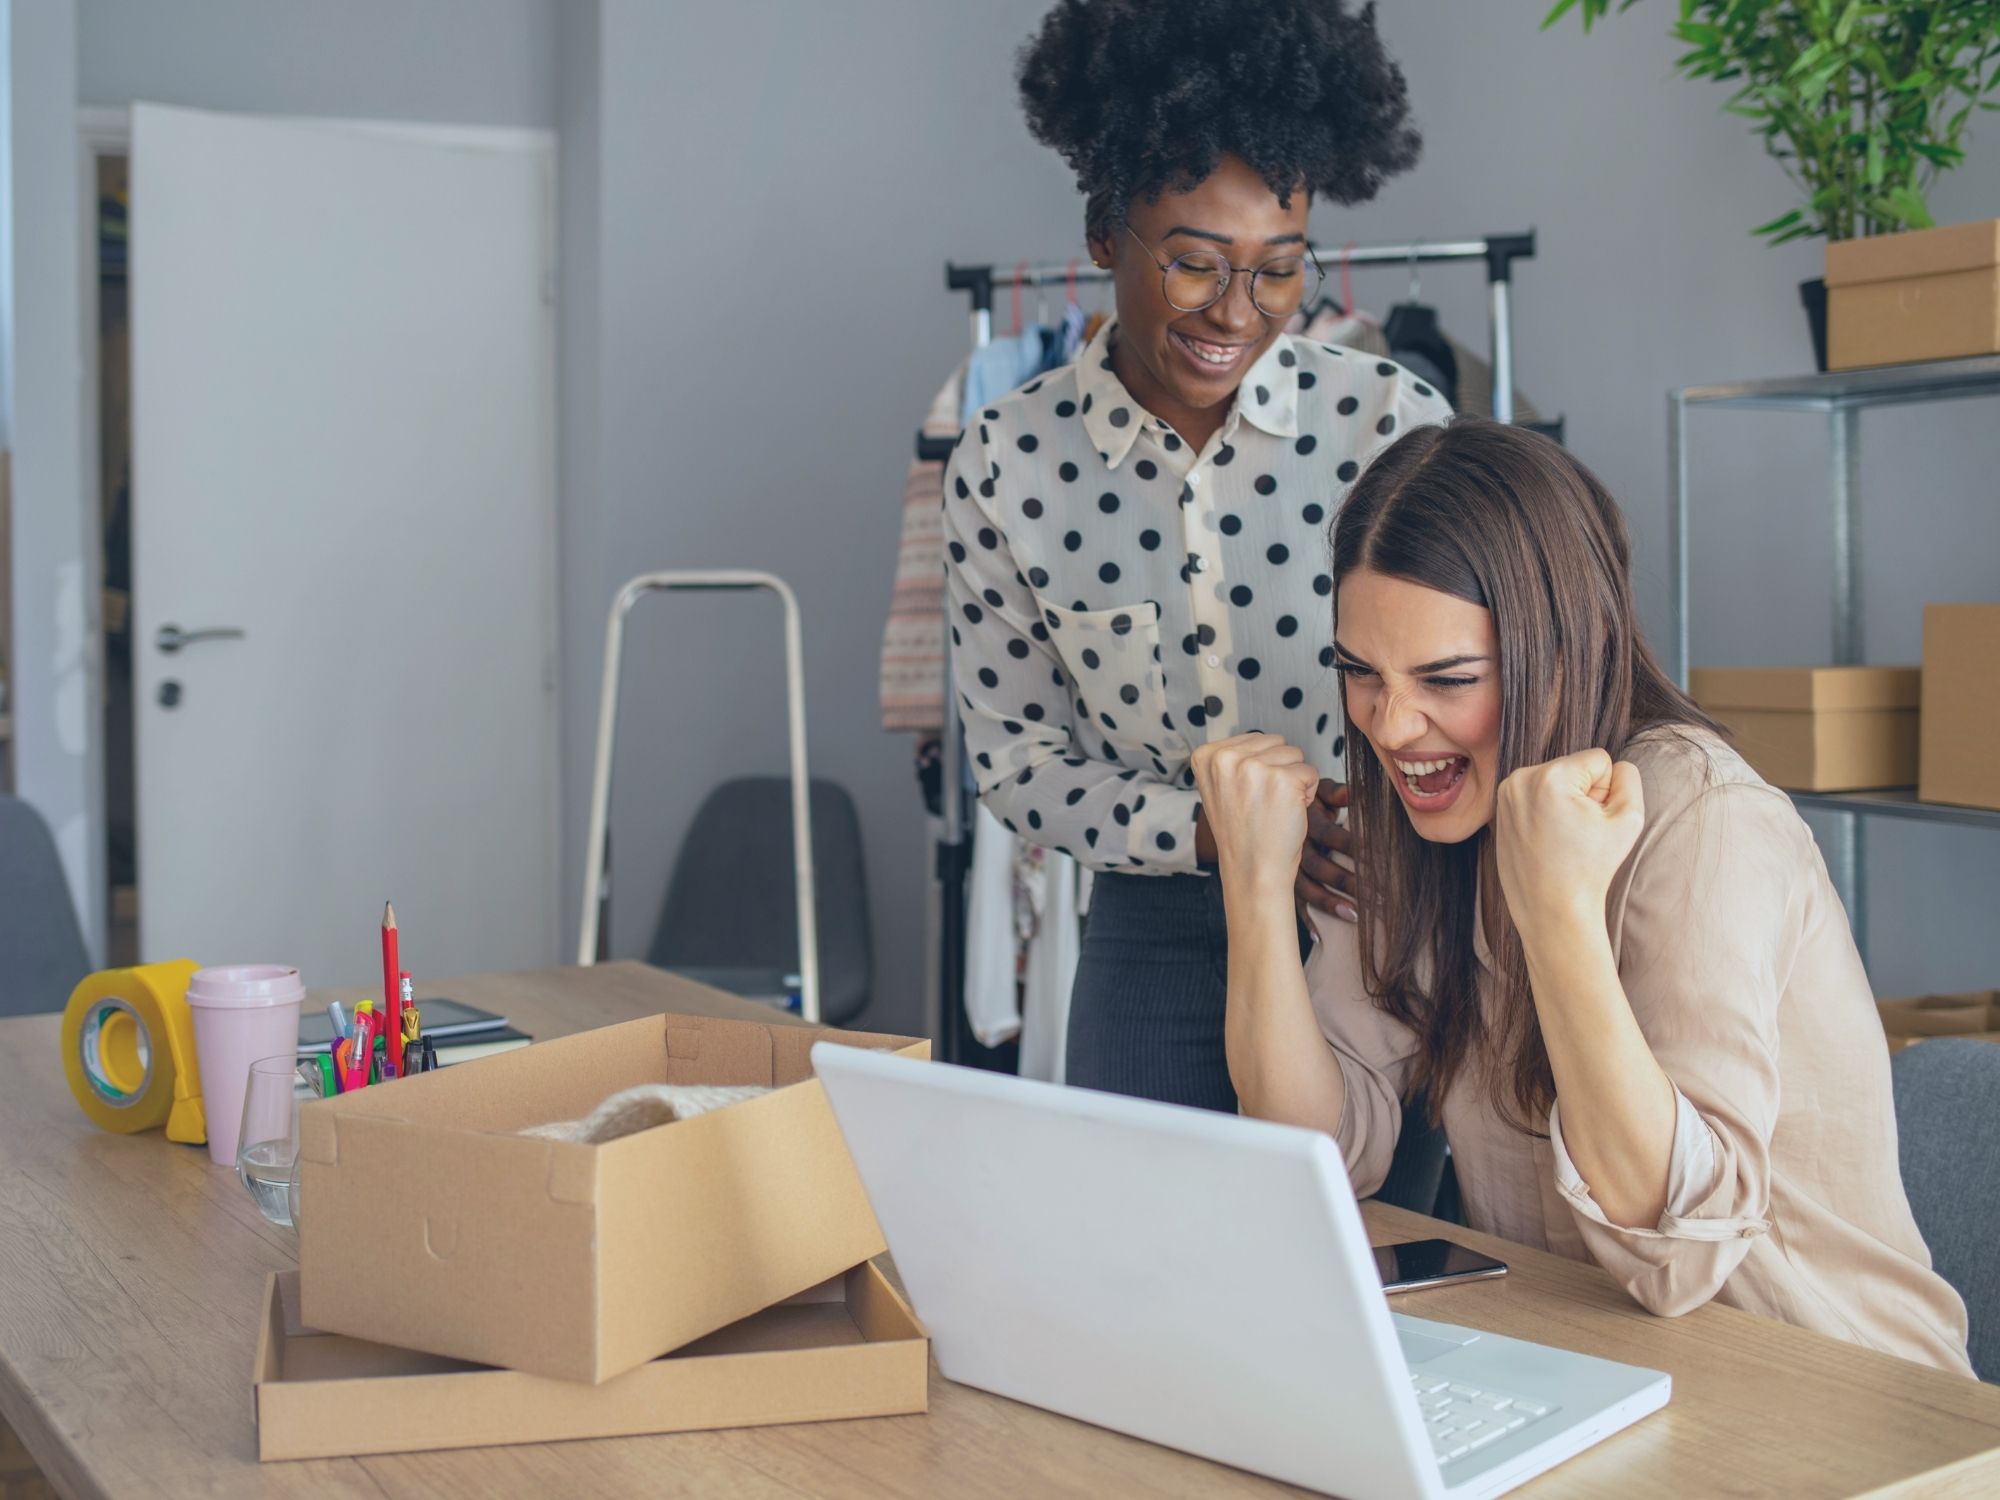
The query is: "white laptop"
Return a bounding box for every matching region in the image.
[813,1044,1668,1500]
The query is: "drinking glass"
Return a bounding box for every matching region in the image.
[235,1055,304,1229]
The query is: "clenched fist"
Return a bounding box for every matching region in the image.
[1495,749,1645,939]
[1191,734,1323,900]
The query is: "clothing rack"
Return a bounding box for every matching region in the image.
[920,232,1538,1066]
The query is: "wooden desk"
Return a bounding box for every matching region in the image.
[3,961,1996,1499]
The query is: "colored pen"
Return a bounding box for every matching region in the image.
[313,1053,338,1099]
[332,1039,352,1094]
[327,1000,350,1041]
[383,902,402,1073]
[391,970,412,1074]
[347,1011,380,1092]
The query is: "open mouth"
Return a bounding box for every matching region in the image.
[1169,327,1251,376]
[1391,754,1470,811]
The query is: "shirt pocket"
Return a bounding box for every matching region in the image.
[1036,596,1185,773]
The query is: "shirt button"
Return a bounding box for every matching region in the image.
[1206,655,1220,668]
[1188,472,1202,487]
[1193,557,1208,573]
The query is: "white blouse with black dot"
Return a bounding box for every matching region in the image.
[941,318,1454,876]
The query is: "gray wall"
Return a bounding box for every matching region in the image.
[579,0,1997,1037]
[4,0,100,959]
[15,0,1994,1025]
[78,0,556,126]
[1,0,560,968]
[572,0,1094,1032]
[1342,2,2000,997]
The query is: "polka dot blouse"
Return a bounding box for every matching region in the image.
[941,318,1453,875]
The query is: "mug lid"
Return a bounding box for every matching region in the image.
[186,964,305,1008]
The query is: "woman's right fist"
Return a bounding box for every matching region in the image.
[1190,735,1322,897]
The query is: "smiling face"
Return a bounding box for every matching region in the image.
[1335,566,1504,844]
[1089,154,1309,437]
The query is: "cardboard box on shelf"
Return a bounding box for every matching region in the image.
[1918,604,2000,813]
[298,1011,928,1385]
[1825,219,2000,370]
[1689,666,1919,792]
[257,1263,927,1461]
[1876,992,2000,1055]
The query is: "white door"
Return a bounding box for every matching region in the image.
[131,103,558,990]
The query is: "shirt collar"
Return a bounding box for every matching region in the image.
[1076,320,1302,466]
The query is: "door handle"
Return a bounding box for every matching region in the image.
[156,624,246,655]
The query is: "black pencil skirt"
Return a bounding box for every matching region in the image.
[1065,871,1310,1113]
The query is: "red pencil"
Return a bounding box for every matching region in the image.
[383,902,403,1074]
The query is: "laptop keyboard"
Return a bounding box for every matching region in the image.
[1408,1371,1559,1466]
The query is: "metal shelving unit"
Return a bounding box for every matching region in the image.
[1667,354,2000,968]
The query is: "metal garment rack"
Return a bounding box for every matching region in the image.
[921,234,1538,1065]
[1666,353,2000,971]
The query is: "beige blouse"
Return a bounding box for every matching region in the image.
[1304,729,1974,1376]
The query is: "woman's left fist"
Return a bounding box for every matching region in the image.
[1494,749,1645,936]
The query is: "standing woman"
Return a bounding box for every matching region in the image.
[942,0,1450,1110]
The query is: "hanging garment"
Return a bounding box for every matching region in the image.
[962,326,1060,426]
[879,361,966,733]
[1296,302,1544,426]
[1301,302,1542,424]
[1382,301,1459,408]
[964,803,1081,1082]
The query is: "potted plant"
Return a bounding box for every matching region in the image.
[1546,0,2000,369]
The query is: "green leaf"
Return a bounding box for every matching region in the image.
[1751,208,1807,235]
[1541,0,1584,31]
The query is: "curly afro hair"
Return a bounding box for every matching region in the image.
[1018,0,1421,235]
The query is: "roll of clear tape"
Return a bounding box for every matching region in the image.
[61,959,208,1143]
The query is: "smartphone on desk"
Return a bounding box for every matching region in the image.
[1375,1239,1508,1294]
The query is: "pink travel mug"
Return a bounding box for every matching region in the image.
[186,965,305,1166]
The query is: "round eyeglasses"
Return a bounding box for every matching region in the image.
[1125,226,1326,319]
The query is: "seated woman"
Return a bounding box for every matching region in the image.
[1194,417,1973,1375]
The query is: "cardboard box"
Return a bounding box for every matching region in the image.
[1689,666,1919,791]
[1826,219,2000,370]
[1877,992,2000,1055]
[298,1012,928,1384]
[257,1263,927,1460]
[1919,604,2000,812]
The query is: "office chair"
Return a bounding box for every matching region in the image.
[0,795,92,1016]
[1892,1039,2000,1381]
[648,777,872,1027]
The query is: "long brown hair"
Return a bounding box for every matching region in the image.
[1330,417,1719,1131]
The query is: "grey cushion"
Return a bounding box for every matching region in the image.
[1892,1039,2000,1381]
[0,795,91,1015]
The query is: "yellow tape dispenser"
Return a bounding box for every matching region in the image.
[61,960,208,1145]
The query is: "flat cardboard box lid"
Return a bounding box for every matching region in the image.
[257,1263,928,1460]
[1826,220,2000,287]
[1689,665,1919,713]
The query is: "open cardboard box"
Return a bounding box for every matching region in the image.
[298,1011,927,1384]
[257,1263,927,1460]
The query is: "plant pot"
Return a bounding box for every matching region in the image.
[1799,277,1829,373]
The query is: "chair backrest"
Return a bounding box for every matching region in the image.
[1892,1039,2000,1381]
[0,794,92,1016]
[647,777,872,1026]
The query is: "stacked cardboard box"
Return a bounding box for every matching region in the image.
[1826,219,2000,370]
[258,1011,931,1461]
[1877,992,2000,1055]
[1690,666,1919,792]
[1919,605,2000,813]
